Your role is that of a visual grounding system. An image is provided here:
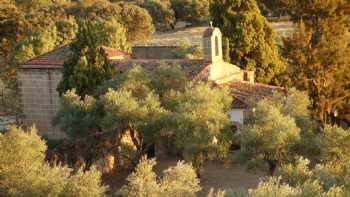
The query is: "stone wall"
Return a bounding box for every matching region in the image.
[17,66,64,139]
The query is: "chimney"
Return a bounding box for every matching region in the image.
[244,71,255,83]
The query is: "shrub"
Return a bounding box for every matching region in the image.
[280,157,313,186]
[120,157,201,196]
[161,161,201,196]
[0,126,107,197]
[248,177,298,197]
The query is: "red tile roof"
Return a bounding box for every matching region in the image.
[23,45,70,65]
[23,45,129,65]
[102,46,129,58]
[221,80,285,108]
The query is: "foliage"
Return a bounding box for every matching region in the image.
[54,65,233,171]
[61,167,107,197]
[0,126,107,197]
[277,157,350,196]
[53,90,97,139]
[171,0,210,24]
[249,177,299,197]
[281,14,350,124]
[164,83,233,173]
[9,5,77,65]
[1,0,152,71]
[256,0,289,16]
[246,175,348,197]
[171,41,203,59]
[284,0,349,28]
[0,80,22,121]
[150,65,187,96]
[120,158,160,196]
[120,157,201,196]
[210,0,285,84]
[139,0,176,30]
[317,125,350,164]
[96,18,131,52]
[119,3,155,42]
[280,157,313,186]
[239,96,301,175]
[57,21,115,97]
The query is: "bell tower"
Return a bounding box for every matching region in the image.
[203,26,223,63]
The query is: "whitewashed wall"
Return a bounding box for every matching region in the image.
[229,109,244,125]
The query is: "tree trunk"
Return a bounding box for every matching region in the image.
[267,160,276,176]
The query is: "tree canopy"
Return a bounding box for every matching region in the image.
[280,2,350,124]
[0,126,107,197]
[54,65,233,172]
[57,21,115,97]
[210,0,285,84]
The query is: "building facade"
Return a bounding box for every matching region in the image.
[18,26,282,138]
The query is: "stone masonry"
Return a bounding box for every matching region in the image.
[17,66,64,138]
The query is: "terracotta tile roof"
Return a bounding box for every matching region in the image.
[111,59,211,81]
[221,80,285,108]
[102,46,129,58]
[23,45,71,65]
[23,44,129,66]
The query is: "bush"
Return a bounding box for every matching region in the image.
[317,125,350,164]
[120,157,201,196]
[0,126,107,197]
[280,157,313,186]
[248,177,298,197]
[161,161,201,196]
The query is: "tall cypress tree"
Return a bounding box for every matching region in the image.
[57,21,115,97]
[210,0,285,84]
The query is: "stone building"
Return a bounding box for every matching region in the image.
[18,26,282,138]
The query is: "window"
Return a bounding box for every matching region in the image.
[215,36,219,56]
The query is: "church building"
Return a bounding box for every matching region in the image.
[18,26,282,138]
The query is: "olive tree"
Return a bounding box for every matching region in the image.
[163,83,233,174]
[54,65,233,172]
[239,99,301,175]
[0,126,107,197]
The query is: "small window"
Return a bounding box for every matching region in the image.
[215,36,219,56]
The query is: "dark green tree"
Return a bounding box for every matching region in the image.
[57,21,115,97]
[256,0,289,16]
[139,0,176,30]
[210,0,285,84]
[281,1,350,124]
[119,3,155,42]
[171,0,210,24]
